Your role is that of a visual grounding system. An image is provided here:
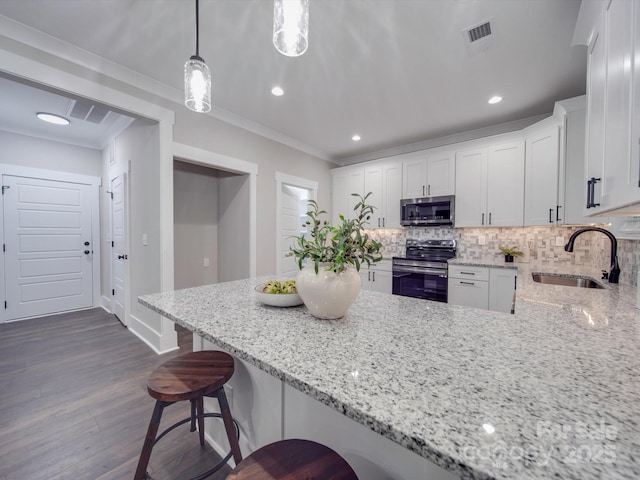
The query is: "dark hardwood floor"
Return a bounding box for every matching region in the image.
[0,308,233,480]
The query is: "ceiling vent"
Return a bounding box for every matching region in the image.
[68,99,110,124]
[463,18,495,56]
[467,22,492,42]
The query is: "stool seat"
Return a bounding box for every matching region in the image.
[147,350,234,402]
[226,439,358,480]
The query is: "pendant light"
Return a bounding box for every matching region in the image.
[184,0,211,113]
[273,0,310,57]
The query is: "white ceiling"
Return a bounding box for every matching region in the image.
[0,0,586,162]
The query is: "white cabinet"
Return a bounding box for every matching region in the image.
[333,161,401,229]
[448,265,489,310]
[455,142,525,227]
[402,153,455,198]
[332,168,364,224]
[582,0,640,215]
[603,0,634,210]
[448,264,516,314]
[489,268,517,314]
[524,126,560,225]
[585,20,607,214]
[364,161,402,228]
[360,263,393,294]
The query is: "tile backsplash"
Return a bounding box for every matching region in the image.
[368,225,640,286]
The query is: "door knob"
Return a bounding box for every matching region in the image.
[84,241,90,246]
[118,254,128,260]
[84,250,90,255]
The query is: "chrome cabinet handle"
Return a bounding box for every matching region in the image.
[460,281,475,286]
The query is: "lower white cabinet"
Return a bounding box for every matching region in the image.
[448,265,516,314]
[360,263,393,294]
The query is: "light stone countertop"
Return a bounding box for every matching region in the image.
[139,263,640,480]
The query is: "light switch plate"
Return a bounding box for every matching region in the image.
[478,235,486,245]
[142,233,148,246]
[555,236,564,247]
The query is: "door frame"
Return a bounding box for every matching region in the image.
[275,172,318,277]
[0,163,101,323]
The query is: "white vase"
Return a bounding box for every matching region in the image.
[296,263,361,319]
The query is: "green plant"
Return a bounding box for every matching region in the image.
[498,246,524,257]
[289,192,383,274]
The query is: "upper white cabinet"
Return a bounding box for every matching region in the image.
[524,126,560,225]
[364,161,402,228]
[402,153,455,198]
[582,0,640,215]
[332,160,401,228]
[455,142,525,227]
[332,168,364,224]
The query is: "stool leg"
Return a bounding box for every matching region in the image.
[134,400,166,480]
[195,396,205,446]
[190,398,197,432]
[215,388,243,464]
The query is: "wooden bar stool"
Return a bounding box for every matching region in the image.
[134,350,243,480]
[226,438,358,480]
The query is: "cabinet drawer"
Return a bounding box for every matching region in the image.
[448,265,490,281]
[448,278,489,310]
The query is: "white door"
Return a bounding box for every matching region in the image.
[110,174,127,325]
[280,185,304,278]
[3,175,93,320]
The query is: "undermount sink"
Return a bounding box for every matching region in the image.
[531,273,605,289]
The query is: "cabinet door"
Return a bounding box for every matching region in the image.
[332,173,347,225]
[346,169,365,220]
[605,0,634,209]
[525,127,559,226]
[489,269,517,314]
[487,142,525,227]
[364,164,383,228]
[454,148,487,227]
[382,162,402,228]
[562,108,594,224]
[426,153,455,197]
[332,169,364,223]
[448,278,489,310]
[632,1,640,202]
[584,27,607,215]
[359,270,373,291]
[372,269,393,294]
[402,158,427,198]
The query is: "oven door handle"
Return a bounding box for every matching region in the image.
[393,266,448,277]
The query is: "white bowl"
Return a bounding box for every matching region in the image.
[254,284,303,307]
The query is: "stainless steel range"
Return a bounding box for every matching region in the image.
[392,239,457,302]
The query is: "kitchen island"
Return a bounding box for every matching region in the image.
[139,265,639,480]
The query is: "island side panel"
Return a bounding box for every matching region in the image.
[282,384,458,480]
[197,337,284,461]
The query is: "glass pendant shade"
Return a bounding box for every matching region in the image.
[184,55,211,113]
[273,0,309,57]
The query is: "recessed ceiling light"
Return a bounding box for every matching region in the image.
[352,134,361,141]
[488,96,502,104]
[36,112,70,125]
[271,86,284,96]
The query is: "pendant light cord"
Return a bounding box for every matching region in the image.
[195,0,200,57]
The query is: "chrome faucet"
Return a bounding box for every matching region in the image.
[564,227,620,284]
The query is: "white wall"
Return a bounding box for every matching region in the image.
[0,130,101,176]
[174,161,219,289]
[111,119,169,347]
[218,172,251,281]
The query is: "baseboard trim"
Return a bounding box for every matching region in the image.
[128,314,179,355]
[101,296,112,312]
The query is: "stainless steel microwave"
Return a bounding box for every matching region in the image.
[400,195,455,227]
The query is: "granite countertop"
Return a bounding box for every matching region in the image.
[139,265,640,480]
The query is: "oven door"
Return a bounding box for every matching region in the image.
[392,266,448,302]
